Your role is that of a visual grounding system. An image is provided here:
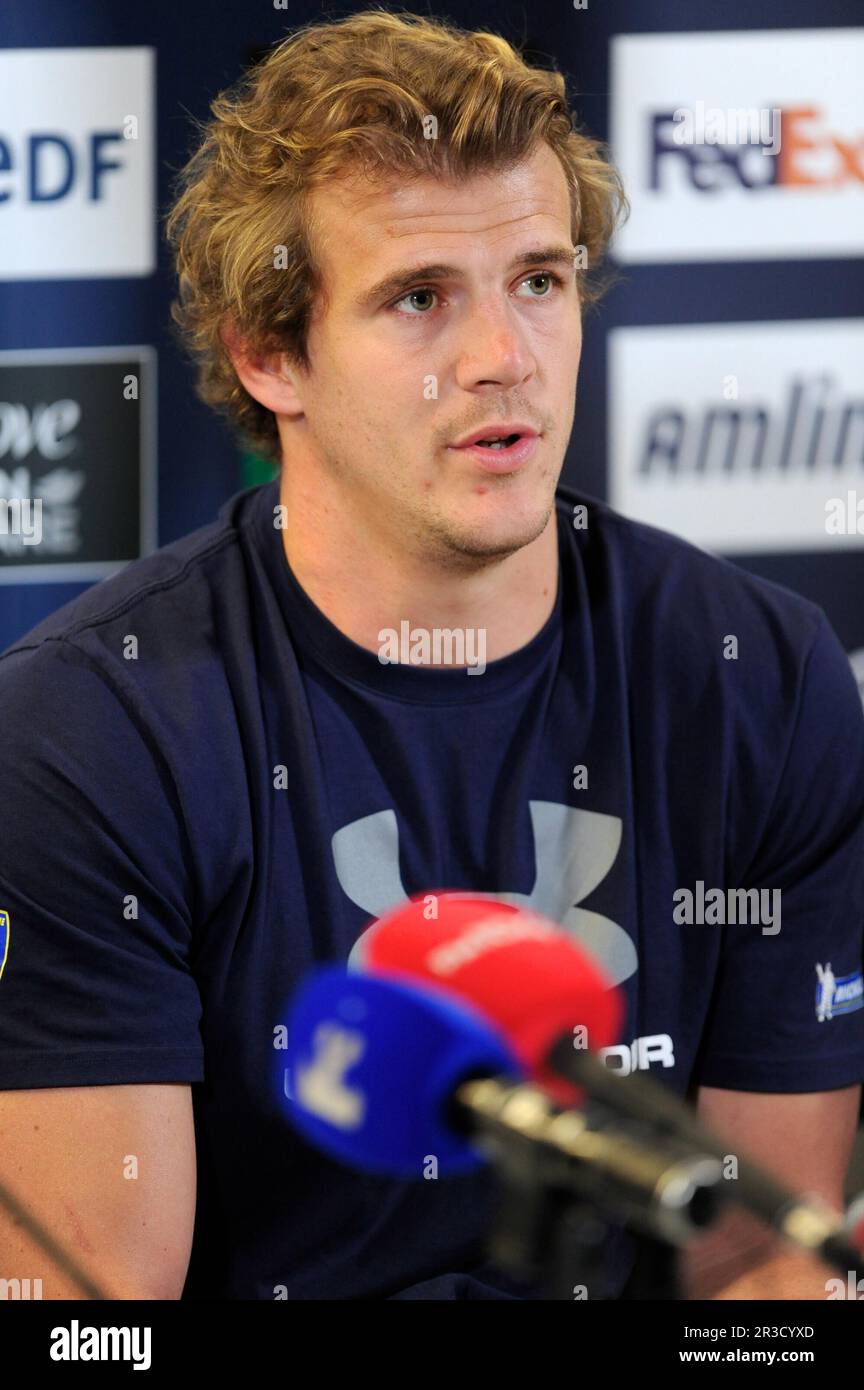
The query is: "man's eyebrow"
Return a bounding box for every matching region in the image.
[354,245,578,309]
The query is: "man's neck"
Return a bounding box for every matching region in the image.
[277,476,561,668]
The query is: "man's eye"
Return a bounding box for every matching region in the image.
[518,272,565,297]
[390,272,566,316]
[392,288,438,315]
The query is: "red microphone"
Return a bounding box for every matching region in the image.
[348,891,623,1108]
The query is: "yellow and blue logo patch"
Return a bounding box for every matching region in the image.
[0,910,9,981]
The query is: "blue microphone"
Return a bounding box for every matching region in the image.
[278,965,524,1178]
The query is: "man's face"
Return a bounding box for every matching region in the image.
[285,141,582,566]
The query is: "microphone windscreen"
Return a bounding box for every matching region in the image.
[350,892,624,1106]
[280,963,524,1177]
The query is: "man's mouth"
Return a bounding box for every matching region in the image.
[473,433,521,450]
[451,422,539,450]
[447,431,540,473]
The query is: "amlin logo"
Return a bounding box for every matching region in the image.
[609,318,864,554]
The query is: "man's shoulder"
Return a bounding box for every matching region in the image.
[0,484,265,674]
[554,483,825,659]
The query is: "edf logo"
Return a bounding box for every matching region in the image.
[0,132,127,204]
[0,48,154,278]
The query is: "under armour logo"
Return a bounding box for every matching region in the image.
[332,801,636,985]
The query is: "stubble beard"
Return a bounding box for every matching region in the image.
[320,435,557,575]
[414,486,557,574]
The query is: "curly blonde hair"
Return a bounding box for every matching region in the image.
[164,8,628,465]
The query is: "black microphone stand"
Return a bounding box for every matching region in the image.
[487,1154,682,1300]
[454,1074,723,1300]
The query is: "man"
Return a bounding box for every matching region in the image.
[0,11,862,1301]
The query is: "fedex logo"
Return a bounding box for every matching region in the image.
[650,107,864,192]
[611,30,864,262]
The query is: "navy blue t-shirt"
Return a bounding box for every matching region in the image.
[1,479,863,1300]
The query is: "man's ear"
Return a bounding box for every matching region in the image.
[220,317,306,419]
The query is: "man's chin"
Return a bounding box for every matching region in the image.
[430,499,554,565]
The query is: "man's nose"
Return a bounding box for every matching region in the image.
[452,297,536,391]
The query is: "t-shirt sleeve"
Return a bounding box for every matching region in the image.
[693,611,864,1093]
[0,638,204,1089]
